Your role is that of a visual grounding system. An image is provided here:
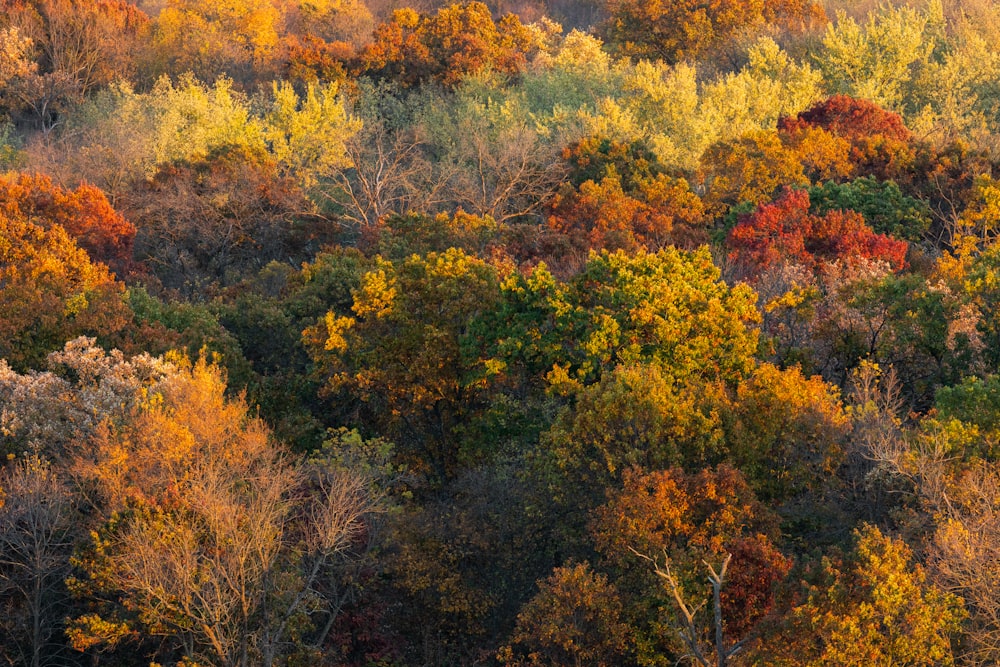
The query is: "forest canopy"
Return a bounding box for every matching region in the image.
[4,0,1000,665]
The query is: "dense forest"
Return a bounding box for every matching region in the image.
[7,0,1000,664]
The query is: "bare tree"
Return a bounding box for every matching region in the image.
[0,455,79,667]
[441,111,568,223]
[334,114,443,229]
[632,549,742,667]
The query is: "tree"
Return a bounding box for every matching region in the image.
[0,0,148,93]
[152,0,283,84]
[27,75,267,202]
[304,248,501,482]
[700,130,807,210]
[816,5,930,110]
[591,466,789,666]
[726,188,908,278]
[499,562,631,667]
[125,147,318,294]
[0,210,131,370]
[419,83,569,223]
[0,171,135,273]
[0,26,34,91]
[0,455,80,667]
[0,337,174,458]
[751,525,964,666]
[477,247,760,393]
[601,0,825,64]
[777,95,916,182]
[724,363,849,501]
[328,80,439,228]
[284,0,374,46]
[66,357,384,667]
[263,79,360,192]
[1,0,148,130]
[547,172,708,253]
[358,2,536,88]
[807,177,931,242]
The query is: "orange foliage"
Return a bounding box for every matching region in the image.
[548,171,707,252]
[0,172,135,273]
[0,211,131,369]
[358,2,536,87]
[1,0,149,92]
[283,34,351,85]
[500,563,631,666]
[591,465,789,640]
[778,95,916,181]
[780,124,854,183]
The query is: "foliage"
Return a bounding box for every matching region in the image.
[0,170,135,272]
[358,2,536,87]
[305,248,501,481]
[750,525,964,666]
[0,210,131,370]
[499,562,631,666]
[66,356,383,667]
[601,0,824,64]
[726,188,909,277]
[152,0,283,83]
[591,466,789,664]
[547,172,708,253]
[817,5,930,110]
[807,177,931,242]
[777,95,916,181]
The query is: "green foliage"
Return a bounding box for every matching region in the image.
[127,286,253,389]
[305,248,501,481]
[807,177,932,242]
[933,376,1000,459]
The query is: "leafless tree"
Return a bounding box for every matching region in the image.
[632,549,742,667]
[0,455,79,667]
[440,112,568,223]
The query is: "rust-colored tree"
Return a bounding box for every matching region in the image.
[726,188,908,277]
[358,2,536,87]
[547,173,708,252]
[777,95,916,182]
[591,466,790,666]
[0,171,135,273]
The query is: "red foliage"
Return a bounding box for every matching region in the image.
[722,535,792,638]
[726,188,908,275]
[778,95,911,143]
[0,172,135,273]
[778,95,914,180]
